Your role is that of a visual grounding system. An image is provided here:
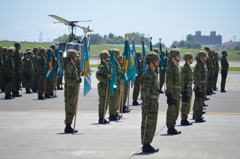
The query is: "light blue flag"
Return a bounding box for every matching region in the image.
[142,40,148,73]
[54,49,63,79]
[45,49,53,81]
[132,40,138,77]
[122,39,131,86]
[80,37,91,96]
[109,50,117,94]
[129,50,136,88]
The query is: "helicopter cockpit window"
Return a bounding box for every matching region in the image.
[58,43,66,52]
[66,44,79,51]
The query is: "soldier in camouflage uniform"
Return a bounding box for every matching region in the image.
[45,48,54,98]
[193,51,207,122]
[213,52,219,91]
[13,42,22,97]
[24,51,34,93]
[165,49,181,134]
[108,49,122,121]
[31,47,39,93]
[96,50,110,124]
[0,46,3,92]
[220,51,229,92]
[50,44,57,96]
[57,50,64,90]
[37,48,47,100]
[4,48,15,99]
[132,51,142,105]
[64,50,82,133]
[204,47,215,95]
[160,51,167,93]
[180,53,194,125]
[141,51,159,153]
[1,47,8,92]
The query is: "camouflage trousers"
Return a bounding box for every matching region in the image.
[181,92,192,120]
[32,72,38,91]
[38,74,46,97]
[1,71,5,91]
[141,98,158,145]
[160,69,166,91]
[64,85,78,125]
[108,82,120,115]
[97,82,109,119]
[123,81,130,106]
[5,80,14,95]
[25,76,32,90]
[45,78,53,95]
[221,70,228,91]
[14,71,21,93]
[193,91,204,119]
[132,77,141,100]
[166,96,180,129]
[207,69,215,91]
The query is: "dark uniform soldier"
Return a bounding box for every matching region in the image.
[45,48,54,98]
[0,46,3,92]
[180,53,194,125]
[141,51,160,153]
[96,50,110,124]
[213,52,219,91]
[165,49,181,134]
[31,47,39,92]
[204,47,215,95]
[24,51,34,93]
[220,51,229,92]
[13,42,22,97]
[50,44,57,95]
[57,50,64,90]
[64,49,82,133]
[132,51,142,105]
[1,47,8,92]
[37,48,47,100]
[193,51,207,122]
[4,48,15,99]
[160,50,167,93]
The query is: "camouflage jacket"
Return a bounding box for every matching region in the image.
[181,63,193,93]
[0,55,3,72]
[96,61,109,83]
[141,67,159,100]
[13,50,22,72]
[193,60,207,93]
[23,57,34,76]
[65,62,81,85]
[221,56,229,72]
[31,54,38,71]
[206,57,214,70]
[165,61,181,99]
[37,54,46,75]
[214,57,219,70]
[116,62,122,81]
[5,56,15,79]
[137,60,143,78]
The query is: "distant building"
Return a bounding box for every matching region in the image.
[193,31,222,46]
[212,41,240,50]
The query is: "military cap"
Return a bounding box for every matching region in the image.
[183,52,194,61]
[153,48,159,53]
[67,49,78,58]
[2,47,8,53]
[222,50,227,55]
[14,42,21,48]
[203,46,211,52]
[136,51,142,58]
[112,48,120,56]
[169,49,181,58]
[7,48,15,54]
[196,50,207,59]
[33,47,39,52]
[26,48,32,52]
[27,51,33,56]
[38,46,43,49]
[39,48,46,54]
[99,50,110,59]
[145,51,160,63]
[50,44,57,50]
[59,50,63,55]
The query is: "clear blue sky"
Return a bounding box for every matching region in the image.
[1,0,239,47]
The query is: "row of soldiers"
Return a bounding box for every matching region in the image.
[0,43,65,100]
[93,46,229,153]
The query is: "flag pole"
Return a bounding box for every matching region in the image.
[103,80,109,123]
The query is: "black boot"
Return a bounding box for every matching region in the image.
[109,115,118,121]
[132,100,140,105]
[123,105,130,113]
[167,128,181,134]
[45,94,52,98]
[195,117,206,122]
[50,92,58,97]
[98,118,110,124]
[203,103,208,107]
[210,89,216,94]
[38,96,45,100]
[15,91,22,97]
[205,97,210,100]
[181,120,192,125]
[202,111,206,114]
[5,94,13,99]
[142,144,159,153]
[221,90,227,93]
[64,124,78,133]
[206,91,212,95]
[26,89,32,94]
[160,90,164,94]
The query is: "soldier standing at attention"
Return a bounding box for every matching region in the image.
[96,50,110,124]
[32,47,39,93]
[13,42,22,97]
[132,51,142,105]
[220,51,229,93]
[180,53,194,125]
[213,52,219,91]
[141,52,160,153]
[165,49,181,134]
[1,47,8,92]
[37,48,47,100]
[57,50,64,90]
[193,51,207,122]
[64,50,81,133]
[4,48,15,99]
[45,48,54,98]
[0,46,3,92]
[24,51,34,93]
[160,50,167,93]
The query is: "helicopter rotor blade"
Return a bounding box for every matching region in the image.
[77,26,94,32]
[48,15,70,25]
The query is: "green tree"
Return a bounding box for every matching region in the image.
[234,45,240,50]
[186,34,194,41]
[178,40,186,48]
[53,34,69,42]
[90,33,102,44]
[108,33,114,39]
[170,41,179,48]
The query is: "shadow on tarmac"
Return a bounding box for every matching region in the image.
[56,132,84,135]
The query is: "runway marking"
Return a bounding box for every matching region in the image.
[0,110,240,114]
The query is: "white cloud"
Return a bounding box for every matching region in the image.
[42,23,66,30]
[12,26,26,31]
[133,26,144,32]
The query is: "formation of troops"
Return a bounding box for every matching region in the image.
[0,42,229,153]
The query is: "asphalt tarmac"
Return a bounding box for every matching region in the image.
[0,70,240,159]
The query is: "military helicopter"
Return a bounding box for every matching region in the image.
[48,15,94,57]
